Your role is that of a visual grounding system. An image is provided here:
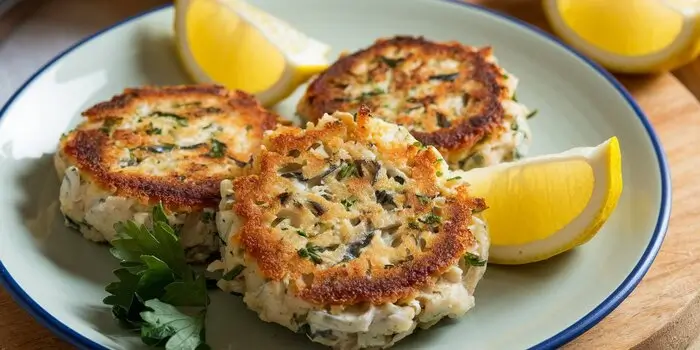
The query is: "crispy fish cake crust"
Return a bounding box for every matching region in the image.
[223,107,486,306]
[297,36,522,169]
[58,84,279,211]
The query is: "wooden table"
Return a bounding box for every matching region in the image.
[2,0,700,349]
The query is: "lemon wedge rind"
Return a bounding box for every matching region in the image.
[173,0,331,106]
[460,137,623,265]
[543,0,700,73]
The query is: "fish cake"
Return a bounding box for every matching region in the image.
[296,36,533,170]
[212,106,489,349]
[55,84,279,263]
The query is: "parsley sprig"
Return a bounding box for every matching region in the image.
[104,203,210,350]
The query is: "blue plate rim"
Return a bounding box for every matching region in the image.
[0,2,672,350]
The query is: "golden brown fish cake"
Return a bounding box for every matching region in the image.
[55,84,280,262]
[58,84,278,211]
[213,107,490,348]
[296,36,533,170]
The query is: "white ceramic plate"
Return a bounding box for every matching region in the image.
[0,1,670,349]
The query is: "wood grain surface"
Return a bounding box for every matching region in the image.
[1,0,700,349]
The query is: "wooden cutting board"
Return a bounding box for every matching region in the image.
[1,0,700,349]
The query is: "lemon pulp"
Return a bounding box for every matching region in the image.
[185,0,286,93]
[468,159,594,246]
[556,0,683,56]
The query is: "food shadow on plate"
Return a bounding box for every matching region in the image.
[205,291,325,349]
[476,248,581,302]
[134,27,192,87]
[15,153,118,285]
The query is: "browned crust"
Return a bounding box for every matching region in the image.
[296,35,509,154]
[60,84,280,211]
[231,107,487,305]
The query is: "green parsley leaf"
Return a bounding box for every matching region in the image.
[465,252,487,267]
[447,176,462,181]
[296,230,308,238]
[105,202,210,349]
[140,299,207,350]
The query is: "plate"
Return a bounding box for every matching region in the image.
[0,1,670,349]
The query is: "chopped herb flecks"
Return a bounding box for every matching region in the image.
[359,88,385,100]
[380,56,404,68]
[145,123,162,135]
[99,118,120,135]
[465,252,486,267]
[206,139,227,158]
[419,212,442,226]
[429,73,459,81]
[447,176,462,181]
[222,265,245,280]
[298,243,324,264]
[150,111,188,126]
[526,109,538,119]
[341,197,357,211]
[337,163,359,180]
[416,194,431,205]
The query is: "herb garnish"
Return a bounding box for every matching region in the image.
[104,203,210,350]
[447,176,462,181]
[412,141,426,149]
[145,123,162,135]
[419,212,442,226]
[429,73,459,81]
[416,194,431,205]
[526,109,539,119]
[380,56,404,68]
[359,88,384,100]
[337,163,359,180]
[99,118,120,135]
[465,252,487,266]
[206,139,227,158]
[150,111,188,126]
[341,197,357,211]
[298,243,324,264]
[296,230,308,238]
[222,265,245,281]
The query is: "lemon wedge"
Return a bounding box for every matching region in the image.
[543,0,700,74]
[458,137,622,265]
[174,0,331,106]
